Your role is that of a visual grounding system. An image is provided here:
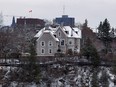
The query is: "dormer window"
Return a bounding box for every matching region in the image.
[65,31,69,34]
[75,31,78,34]
[54,34,56,37]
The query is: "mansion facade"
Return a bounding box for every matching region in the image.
[34,25,81,56]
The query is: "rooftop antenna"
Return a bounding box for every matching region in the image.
[63,5,65,15]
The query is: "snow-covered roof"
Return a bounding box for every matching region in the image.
[35,27,59,42]
[73,27,82,38]
[34,25,81,42]
[34,28,45,38]
[34,26,57,38]
[63,26,81,38]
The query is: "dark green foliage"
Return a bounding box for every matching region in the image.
[81,38,100,66]
[82,19,88,28]
[83,19,88,28]
[97,19,112,53]
[110,28,115,38]
[28,43,37,64]
[20,41,40,83]
[97,21,102,38]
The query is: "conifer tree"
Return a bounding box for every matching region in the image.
[97,21,102,38]
[81,38,100,66]
[97,19,112,53]
[20,40,40,83]
[83,19,88,28]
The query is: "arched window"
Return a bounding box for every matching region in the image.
[48,49,52,54]
[41,41,45,46]
[41,48,45,54]
[48,41,53,47]
[58,31,61,37]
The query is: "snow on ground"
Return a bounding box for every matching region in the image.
[0,65,116,87]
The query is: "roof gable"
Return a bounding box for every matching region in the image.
[55,26,67,37]
[36,30,59,42]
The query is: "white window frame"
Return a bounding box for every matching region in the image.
[48,41,53,47]
[41,48,45,54]
[40,41,45,47]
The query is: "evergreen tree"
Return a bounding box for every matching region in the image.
[28,41,40,83]
[110,28,115,38]
[83,19,88,28]
[97,21,102,38]
[20,40,40,83]
[97,19,112,53]
[81,38,100,66]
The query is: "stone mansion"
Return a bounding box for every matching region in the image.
[34,25,81,56]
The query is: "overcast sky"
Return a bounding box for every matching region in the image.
[0,0,116,28]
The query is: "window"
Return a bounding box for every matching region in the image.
[41,41,45,46]
[69,41,72,45]
[75,31,78,34]
[48,41,53,47]
[58,32,61,37]
[41,48,45,54]
[61,39,65,46]
[48,49,52,54]
[54,34,56,37]
[65,31,69,34]
[75,46,78,49]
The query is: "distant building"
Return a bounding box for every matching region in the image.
[16,18,45,28]
[35,25,81,56]
[55,15,75,27]
[11,16,16,28]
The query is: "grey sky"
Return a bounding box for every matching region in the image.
[0,0,116,28]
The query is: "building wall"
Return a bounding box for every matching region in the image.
[36,32,58,56]
[16,18,45,28]
[67,38,75,50]
[36,26,81,56]
[55,15,75,27]
[67,38,80,53]
[55,27,67,53]
[75,39,81,53]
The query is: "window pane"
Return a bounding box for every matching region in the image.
[58,32,61,37]
[61,40,64,45]
[49,49,52,53]
[41,49,44,54]
[41,41,45,46]
[69,41,72,45]
[49,41,52,46]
